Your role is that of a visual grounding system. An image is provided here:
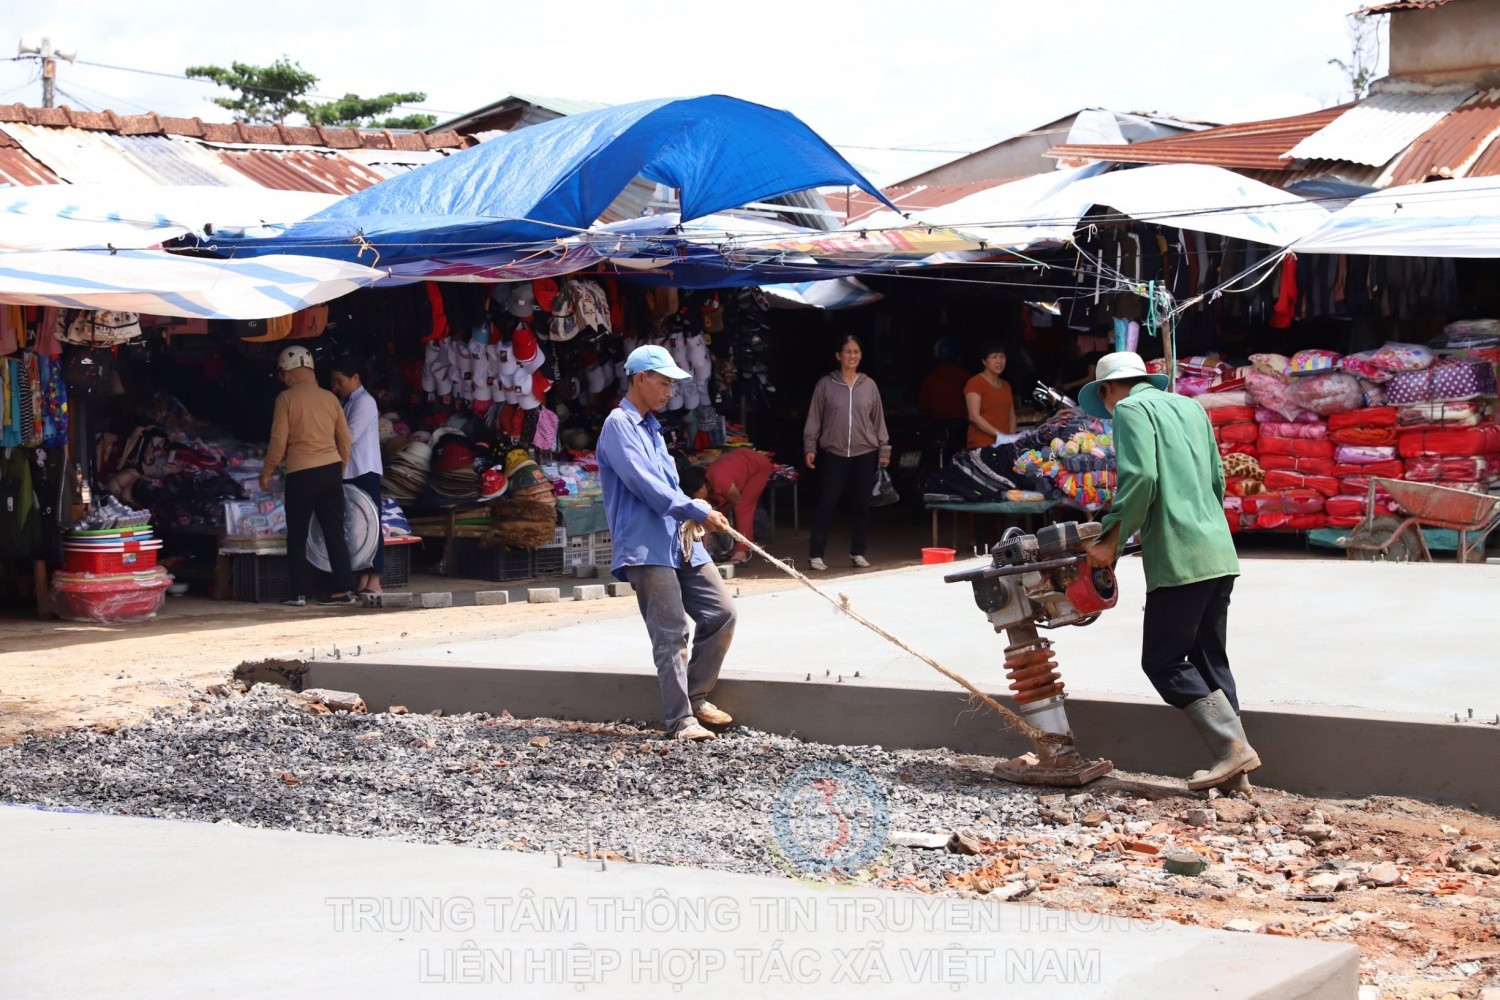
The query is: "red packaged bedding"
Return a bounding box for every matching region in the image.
[1240,489,1326,515]
[1261,454,1338,475]
[1262,470,1340,496]
[1208,406,1258,427]
[1255,406,1321,424]
[1218,442,1260,457]
[1258,421,1327,439]
[1246,512,1328,530]
[1397,425,1500,458]
[1404,455,1488,482]
[1325,515,1363,528]
[1260,436,1335,458]
[1329,427,1397,446]
[1324,495,1368,518]
[1225,477,1263,497]
[1327,407,1397,431]
[1216,423,1260,444]
[1332,460,1404,478]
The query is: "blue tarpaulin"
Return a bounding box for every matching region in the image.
[195,95,896,266]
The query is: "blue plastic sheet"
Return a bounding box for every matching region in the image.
[197,96,894,266]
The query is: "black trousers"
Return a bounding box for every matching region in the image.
[809,450,878,559]
[346,471,385,575]
[285,462,352,599]
[1140,575,1238,710]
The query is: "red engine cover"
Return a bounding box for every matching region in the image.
[1066,567,1119,616]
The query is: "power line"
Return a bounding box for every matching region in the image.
[70,58,462,116]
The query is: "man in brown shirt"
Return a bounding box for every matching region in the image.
[259,346,355,607]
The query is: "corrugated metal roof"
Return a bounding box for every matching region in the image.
[1284,83,1475,167]
[1386,88,1500,184]
[0,123,162,185]
[838,177,1016,224]
[0,132,59,185]
[217,148,387,195]
[105,133,257,187]
[1048,106,1351,171]
[1358,0,1454,13]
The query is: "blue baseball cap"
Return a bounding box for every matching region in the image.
[624,344,690,380]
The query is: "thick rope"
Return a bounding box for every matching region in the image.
[722,526,1069,747]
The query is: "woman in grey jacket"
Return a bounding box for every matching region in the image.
[802,334,891,570]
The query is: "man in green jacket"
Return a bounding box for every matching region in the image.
[1082,352,1260,793]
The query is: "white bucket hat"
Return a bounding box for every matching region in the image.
[1079,351,1169,418]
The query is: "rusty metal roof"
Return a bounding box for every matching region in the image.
[1046,106,1353,171]
[1357,0,1454,13]
[836,177,1016,224]
[0,131,59,185]
[1387,88,1500,184]
[0,102,468,193]
[1285,83,1475,167]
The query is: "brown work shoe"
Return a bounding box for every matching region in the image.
[693,701,733,727]
[673,721,717,741]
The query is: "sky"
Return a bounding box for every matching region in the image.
[1,0,1386,186]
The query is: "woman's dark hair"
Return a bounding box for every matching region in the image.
[678,465,708,497]
[834,333,864,353]
[979,341,1007,360]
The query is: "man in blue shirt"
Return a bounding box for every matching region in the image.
[599,345,736,741]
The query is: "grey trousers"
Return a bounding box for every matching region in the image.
[625,562,737,733]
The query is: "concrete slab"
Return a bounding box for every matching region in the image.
[375,556,1499,720]
[0,804,1357,998]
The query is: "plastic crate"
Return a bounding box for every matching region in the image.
[381,542,411,588]
[456,542,533,582]
[533,545,565,578]
[232,555,291,603]
[563,549,594,572]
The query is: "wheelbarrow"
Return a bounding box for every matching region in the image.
[1344,477,1500,563]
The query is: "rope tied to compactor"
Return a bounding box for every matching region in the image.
[721,525,1072,748]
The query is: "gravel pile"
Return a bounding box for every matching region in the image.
[0,684,1041,885]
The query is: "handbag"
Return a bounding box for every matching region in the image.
[59,309,142,347]
[871,468,900,507]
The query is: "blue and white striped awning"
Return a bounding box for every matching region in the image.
[0,250,385,319]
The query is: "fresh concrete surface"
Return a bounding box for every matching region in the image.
[308,661,1500,812]
[0,804,1358,999]
[307,555,1500,810]
[367,555,1500,720]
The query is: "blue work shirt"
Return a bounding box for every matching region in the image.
[597,398,711,582]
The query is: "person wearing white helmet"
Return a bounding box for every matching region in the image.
[260,345,356,607]
[1082,351,1257,794]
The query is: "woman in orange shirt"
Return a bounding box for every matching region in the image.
[964,343,1016,448]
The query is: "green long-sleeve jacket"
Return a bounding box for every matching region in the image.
[1100,383,1239,592]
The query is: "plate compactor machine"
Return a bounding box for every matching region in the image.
[944,521,1125,787]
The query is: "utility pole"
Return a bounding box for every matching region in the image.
[17,37,76,108]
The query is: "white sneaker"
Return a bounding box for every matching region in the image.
[851,555,871,568]
[808,557,827,571]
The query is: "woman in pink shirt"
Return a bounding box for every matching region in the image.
[680,449,773,565]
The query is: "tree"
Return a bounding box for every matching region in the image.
[307,94,436,131]
[185,57,317,124]
[185,57,436,130]
[1329,12,1382,102]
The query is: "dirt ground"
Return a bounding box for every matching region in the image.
[3,537,1494,998]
